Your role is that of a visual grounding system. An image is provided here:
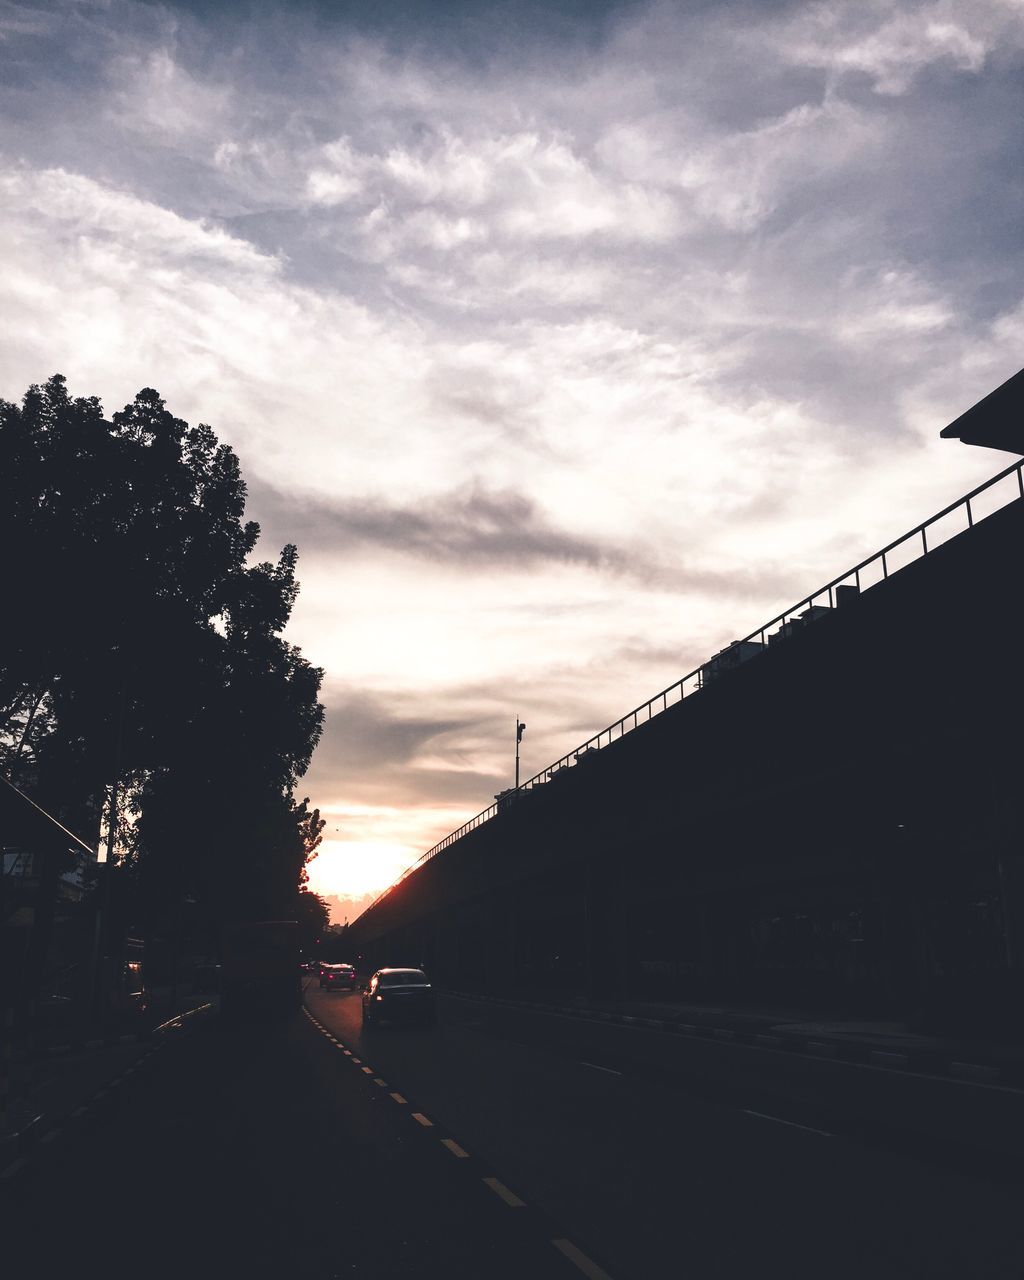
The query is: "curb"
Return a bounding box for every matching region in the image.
[30,998,215,1060]
[1,1002,214,1186]
[0,1045,166,1187]
[441,989,1024,1092]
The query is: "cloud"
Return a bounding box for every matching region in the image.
[248,477,619,569]
[776,1,1021,96]
[2,0,1023,906]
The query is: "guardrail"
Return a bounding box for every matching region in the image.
[361,457,1024,916]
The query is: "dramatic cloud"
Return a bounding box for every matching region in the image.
[2,0,1021,917]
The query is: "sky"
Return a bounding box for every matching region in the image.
[2,0,1022,923]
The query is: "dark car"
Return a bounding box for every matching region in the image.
[361,968,436,1027]
[321,963,357,991]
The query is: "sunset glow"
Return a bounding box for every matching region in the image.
[2,0,1021,920]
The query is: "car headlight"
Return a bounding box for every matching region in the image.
[375,994,384,1001]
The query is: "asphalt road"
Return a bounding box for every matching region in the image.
[7,982,1024,1279]
[307,980,1024,1279]
[3,1003,585,1280]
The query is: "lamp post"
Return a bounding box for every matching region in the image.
[515,719,526,789]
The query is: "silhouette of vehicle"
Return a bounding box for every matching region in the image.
[221,921,300,1017]
[320,963,357,991]
[361,968,436,1027]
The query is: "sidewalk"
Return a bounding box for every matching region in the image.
[445,987,1024,1089]
[0,992,215,1176]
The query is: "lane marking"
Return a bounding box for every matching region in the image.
[483,1177,525,1208]
[41,1129,61,1144]
[743,1109,832,1137]
[411,1112,433,1127]
[361,1066,373,1074]
[390,1093,407,1104]
[580,1061,622,1076]
[351,1057,361,1064]
[870,1049,908,1066]
[552,1238,615,1280]
[445,993,1023,1094]
[71,1106,88,1118]
[1,1158,27,1180]
[343,1050,352,1056]
[951,1061,1000,1083]
[441,1138,469,1158]
[373,1078,388,1087]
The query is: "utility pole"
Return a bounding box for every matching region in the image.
[90,675,128,1025]
[515,719,526,789]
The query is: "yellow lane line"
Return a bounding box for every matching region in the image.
[483,1177,525,1208]
[552,1239,615,1280]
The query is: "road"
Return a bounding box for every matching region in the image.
[4,1000,582,1279]
[307,980,1024,1279]
[6,979,1024,1278]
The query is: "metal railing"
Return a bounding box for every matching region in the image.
[360,457,1024,916]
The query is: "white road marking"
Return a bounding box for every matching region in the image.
[41,1129,61,1144]
[361,1066,373,1074]
[351,1057,361,1064]
[552,1238,615,1280]
[441,1138,469,1158]
[951,1061,1000,1083]
[373,1078,388,1087]
[449,993,1024,1094]
[411,1112,433,1127]
[390,1093,407,1104]
[343,1050,352,1056]
[483,1177,525,1208]
[1,1158,27,1179]
[869,1050,908,1066]
[742,1109,832,1137]
[580,1061,622,1076]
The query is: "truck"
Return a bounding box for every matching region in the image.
[220,920,301,1018]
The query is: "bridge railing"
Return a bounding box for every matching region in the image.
[361,457,1024,915]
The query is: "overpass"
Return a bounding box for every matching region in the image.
[351,376,1024,1027]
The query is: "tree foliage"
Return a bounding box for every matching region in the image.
[0,374,325,931]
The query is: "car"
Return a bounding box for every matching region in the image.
[321,963,358,991]
[361,968,436,1027]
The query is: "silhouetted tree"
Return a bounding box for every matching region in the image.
[0,374,324,948]
[295,888,330,956]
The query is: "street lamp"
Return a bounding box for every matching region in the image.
[515,719,526,789]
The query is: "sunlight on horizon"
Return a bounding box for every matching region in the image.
[306,837,423,902]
